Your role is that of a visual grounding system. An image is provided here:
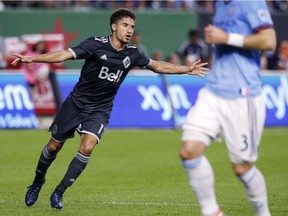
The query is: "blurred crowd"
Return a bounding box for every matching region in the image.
[0,0,287,13]
[1,0,214,12]
[131,29,288,72]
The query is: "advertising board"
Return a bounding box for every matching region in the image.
[56,72,288,128]
[1,71,286,129]
[0,73,38,128]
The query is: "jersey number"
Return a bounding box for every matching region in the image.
[98,124,104,135]
[240,135,248,152]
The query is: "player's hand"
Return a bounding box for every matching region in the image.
[204,24,228,45]
[188,59,209,78]
[11,53,33,66]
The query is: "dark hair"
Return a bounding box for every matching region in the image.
[32,41,46,54]
[188,29,199,38]
[110,8,136,32]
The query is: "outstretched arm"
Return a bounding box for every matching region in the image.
[11,50,73,66]
[147,59,209,78]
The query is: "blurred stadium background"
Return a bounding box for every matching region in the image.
[0,1,287,216]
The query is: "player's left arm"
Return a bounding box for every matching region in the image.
[146,59,209,78]
[205,24,276,52]
[242,28,276,51]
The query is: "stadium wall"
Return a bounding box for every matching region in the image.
[0,10,197,69]
[1,10,287,69]
[0,71,287,129]
[0,9,288,69]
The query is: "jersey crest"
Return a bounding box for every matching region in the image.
[123,56,131,68]
[257,9,271,22]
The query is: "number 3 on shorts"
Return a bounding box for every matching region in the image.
[240,134,248,152]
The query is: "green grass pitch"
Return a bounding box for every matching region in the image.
[0,128,287,216]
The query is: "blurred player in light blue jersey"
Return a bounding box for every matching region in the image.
[180,1,276,216]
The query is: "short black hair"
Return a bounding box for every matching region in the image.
[110,8,136,32]
[188,29,199,38]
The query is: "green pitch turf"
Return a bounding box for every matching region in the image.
[0,128,287,216]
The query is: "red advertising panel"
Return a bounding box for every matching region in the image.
[5,34,64,115]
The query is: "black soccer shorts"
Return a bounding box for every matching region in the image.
[49,96,109,143]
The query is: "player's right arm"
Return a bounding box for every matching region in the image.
[11,50,73,66]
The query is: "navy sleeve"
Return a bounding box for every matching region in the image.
[69,37,97,59]
[133,48,151,67]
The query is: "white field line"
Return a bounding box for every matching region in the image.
[100,201,288,209]
[102,201,196,206]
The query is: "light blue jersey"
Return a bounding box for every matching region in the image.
[206,0,273,98]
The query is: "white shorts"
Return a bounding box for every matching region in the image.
[181,88,266,163]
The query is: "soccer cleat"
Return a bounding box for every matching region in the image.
[50,191,63,209]
[25,179,45,206]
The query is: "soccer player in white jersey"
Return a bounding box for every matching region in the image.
[180,1,276,216]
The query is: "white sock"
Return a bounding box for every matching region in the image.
[238,166,271,216]
[182,156,219,216]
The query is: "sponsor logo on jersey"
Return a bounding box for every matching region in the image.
[123,56,131,68]
[99,66,123,82]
